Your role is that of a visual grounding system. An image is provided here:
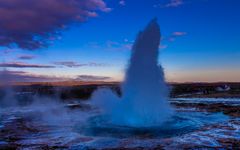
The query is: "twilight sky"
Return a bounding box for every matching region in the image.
[0,0,240,83]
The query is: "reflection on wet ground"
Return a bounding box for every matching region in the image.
[0,98,240,149]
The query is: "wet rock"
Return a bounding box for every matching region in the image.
[66,103,92,111]
[173,102,240,117]
[0,118,39,142]
[0,143,18,150]
[217,138,240,149]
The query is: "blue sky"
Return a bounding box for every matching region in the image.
[0,0,240,82]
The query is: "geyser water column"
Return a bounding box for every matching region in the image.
[91,19,173,127]
[121,19,173,126]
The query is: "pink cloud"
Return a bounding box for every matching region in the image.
[168,37,176,42]
[0,62,55,68]
[3,49,14,54]
[161,31,187,42]
[0,70,112,83]
[165,0,184,7]
[106,41,120,48]
[0,70,67,83]
[53,61,107,68]
[173,32,187,36]
[154,0,184,8]
[159,45,168,49]
[106,40,133,50]
[124,43,133,50]
[119,0,126,6]
[54,61,86,68]
[88,40,133,51]
[17,55,35,60]
[0,0,111,50]
[76,75,111,81]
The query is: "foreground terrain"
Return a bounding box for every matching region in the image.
[0,83,240,149]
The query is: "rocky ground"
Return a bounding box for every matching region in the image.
[171,98,240,117]
[0,98,240,149]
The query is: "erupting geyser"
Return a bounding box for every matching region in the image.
[92,19,173,127]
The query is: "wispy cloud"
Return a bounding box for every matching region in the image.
[154,0,184,8]
[2,49,15,54]
[0,70,112,83]
[17,55,35,60]
[0,70,67,83]
[87,38,134,51]
[162,31,187,42]
[0,62,55,68]
[172,32,187,36]
[103,39,133,51]
[53,61,107,68]
[159,45,168,49]
[159,31,187,49]
[165,0,184,7]
[0,0,111,50]
[76,75,111,81]
[54,61,86,68]
[119,0,126,6]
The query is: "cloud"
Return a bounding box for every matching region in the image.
[106,41,120,48]
[54,61,86,67]
[124,43,133,50]
[2,49,15,54]
[0,62,55,68]
[154,0,208,8]
[87,39,133,51]
[154,0,184,8]
[159,45,168,49]
[172,32,187,36]
[88,62,108,67]
[119,0,126,6]
[76,75,111,81]
[162,31,187,42]
[0,0,111,50]
[54,61,107,68]
[0,70,112,83]
[0,70,67,83]
[17,55,35,60]
[105,40,133,51]
[165,0,183,7]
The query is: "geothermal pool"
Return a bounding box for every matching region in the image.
[80,111,228,138]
